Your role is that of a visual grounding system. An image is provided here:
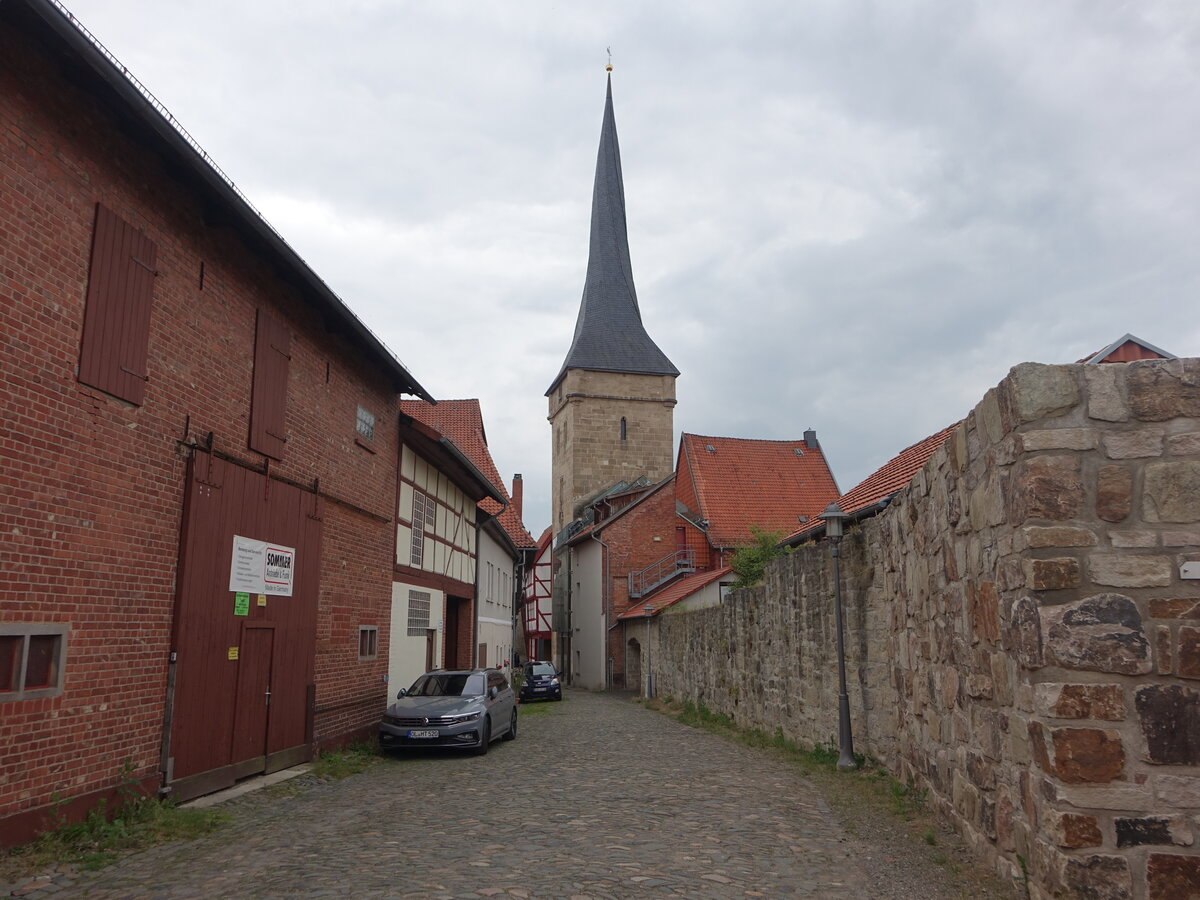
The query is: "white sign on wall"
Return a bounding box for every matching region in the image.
[229,535,296,596]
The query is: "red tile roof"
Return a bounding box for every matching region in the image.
[678,434,840,549]
[400,399,536,550]
[782,422,960,544]
[616,567,732,620]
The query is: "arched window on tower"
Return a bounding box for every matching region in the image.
[620,417,627,441]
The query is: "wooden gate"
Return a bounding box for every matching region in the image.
[165,452,321,801]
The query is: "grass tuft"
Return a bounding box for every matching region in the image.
[309,741,380,780]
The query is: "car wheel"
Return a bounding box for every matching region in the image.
[475,716,490,755]
[502,709,517,741]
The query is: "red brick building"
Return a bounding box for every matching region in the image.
[0,0,433,842]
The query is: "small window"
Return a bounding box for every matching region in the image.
[356,406,375,441]
[1,625,68,701]
[409,491,436,566]
[358,626,378,660]
[407,591,431,636]
[620,417,627,441]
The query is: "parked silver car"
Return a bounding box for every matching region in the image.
[379,668,517,755]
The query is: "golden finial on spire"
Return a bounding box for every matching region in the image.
[606,46,613,72]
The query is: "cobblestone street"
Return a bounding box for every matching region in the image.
[10,691,996,899]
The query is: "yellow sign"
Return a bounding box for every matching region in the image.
[257,594,267,607]
[228,647,239,661]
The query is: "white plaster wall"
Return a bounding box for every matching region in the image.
[476,527,516,677]
[571,541,607,690]
[388,580,445,693]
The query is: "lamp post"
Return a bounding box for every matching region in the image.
[821,502,857,771]
[643,605,654,699]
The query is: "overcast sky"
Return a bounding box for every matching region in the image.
[65,0,1200,536]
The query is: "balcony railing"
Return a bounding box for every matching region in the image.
[628,550,696,599]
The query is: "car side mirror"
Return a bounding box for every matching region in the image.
[396,689,407,699]
[556,669,564,679]
[488,685,498,700]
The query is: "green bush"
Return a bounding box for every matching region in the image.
[729,526,788,588]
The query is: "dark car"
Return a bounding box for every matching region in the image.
[519,661,562,702]
[379,668,516,754]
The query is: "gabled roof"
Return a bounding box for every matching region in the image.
[401,400,535,550]
[546,75,678,395]
[678,434,840,549]
[5,0,433,401]
[565,475,675,547]
[1077,333,1176,365]
[616,567,732,620]
[781,422,960,546]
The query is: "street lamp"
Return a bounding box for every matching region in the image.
[643,605,654,699]
[821,502,857,771]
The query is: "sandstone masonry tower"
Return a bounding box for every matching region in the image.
[547,73,679,538]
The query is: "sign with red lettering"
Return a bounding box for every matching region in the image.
[229,535,296,596]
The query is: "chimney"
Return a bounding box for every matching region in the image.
[511,474,523,521]
[803,428,819,449]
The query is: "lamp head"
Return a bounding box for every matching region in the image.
[821,502,848,540]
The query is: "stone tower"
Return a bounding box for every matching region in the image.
[547,74,679,537]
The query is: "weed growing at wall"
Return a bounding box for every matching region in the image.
[729,526,788,588]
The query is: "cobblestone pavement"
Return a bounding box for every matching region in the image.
[9,691,963,898]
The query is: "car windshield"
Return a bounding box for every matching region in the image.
[529,663,556,677]
[407,673,485,697]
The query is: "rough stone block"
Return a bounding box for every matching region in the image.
[1035,683,1126,720]
[1008,596,1044,669]
[1026,557,1082,591]
[970,581,1000,644]
[1088,554,1173,588]
[1047,727,1125,784]
[1137,684,1200,765]
[1147,853,1200,900]
[1179,627,1200,680]
[1163,530,1200,547]
[1104,429,1164,459]
[1168,431,1200,455]
[1024,525,1097,548]
[1110,530,1158,548]
[1060,854,1132,900]
[1086,363,1129,422]
[968,473,1006,530]
[1145,461,1200,523]
[1007,362,1080,424]
[1047,810,1103,848]
[1042,593,1152,675]
[977,387,1005,445]
[1150,599,1200,619]
[1153,775,1200,808]
[1009,455,1085,522]
[1127,358,1200,422]
[1055,782,1154,811]
[1115,815,1193,848]
[1096,465,1133,523]
[1022,428,1096,451]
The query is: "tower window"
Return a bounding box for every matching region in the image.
[620,417,627,441]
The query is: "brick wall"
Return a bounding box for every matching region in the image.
[1,17,404,836]
[652,359,1200,900]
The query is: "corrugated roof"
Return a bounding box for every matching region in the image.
[547,75,677,394]
[616,567,732,619]
[679,434,840,548]
[400,400,536,550]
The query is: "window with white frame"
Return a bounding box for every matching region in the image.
[409,490,436,566]
[358,626,378,660]
[407,591,431,636]
[356,405,376,441]
[1,624,68,701]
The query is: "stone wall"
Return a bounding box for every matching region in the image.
[652,359,1200,900]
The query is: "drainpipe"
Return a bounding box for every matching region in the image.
[590,528,610,687]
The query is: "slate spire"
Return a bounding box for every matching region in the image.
[547,74,678,395]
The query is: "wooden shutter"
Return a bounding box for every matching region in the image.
[78,204,157,404]
[249,309,291,459]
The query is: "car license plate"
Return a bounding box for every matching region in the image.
[534,686,546,691]
[407,729,438,739]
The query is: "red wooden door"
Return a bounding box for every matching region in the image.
[167,452,321,800]
[230,625,274,766]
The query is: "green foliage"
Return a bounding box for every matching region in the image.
[729,526,788,589]
[4,761,226,875]
[310,741,379,780]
